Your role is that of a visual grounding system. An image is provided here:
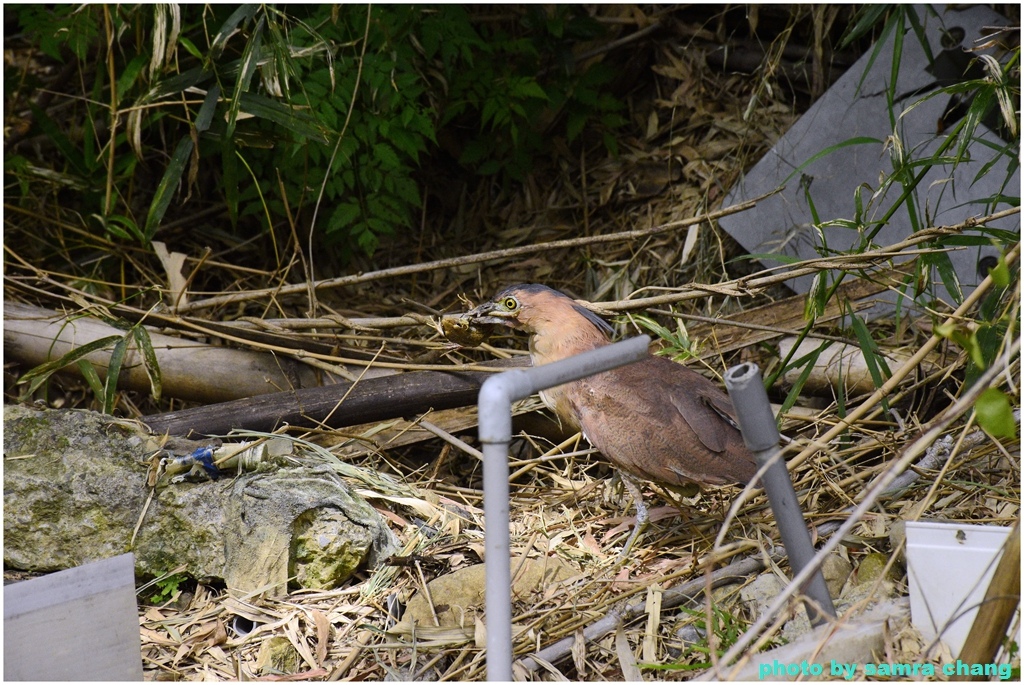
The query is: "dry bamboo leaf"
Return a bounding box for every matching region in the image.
[310,609,331,665]
[571,626,587,677]
[356,490,440,519]
[283,615,318,671]
[643,585,663,664]
[614,623,642,681]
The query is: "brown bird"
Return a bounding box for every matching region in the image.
[466,283,757,556]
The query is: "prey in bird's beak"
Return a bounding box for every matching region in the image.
[462,299,514,327]
[438,297,512,347]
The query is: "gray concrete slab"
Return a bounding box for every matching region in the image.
[4,553,143,681]
[721,5,1019,308]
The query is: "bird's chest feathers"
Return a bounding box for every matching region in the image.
[529,329,601,431]
[528,327,602,365]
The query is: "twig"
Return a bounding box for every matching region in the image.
[712,334,1020,676]
[515,553,769,674]
[175,189,782,313]
[418,419,484,462]
[594,209,1019,312]
[813,407,1021,539]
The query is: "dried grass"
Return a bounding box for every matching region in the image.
[4,7,1019,682]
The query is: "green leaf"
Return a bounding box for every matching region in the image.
[28,103,89,176]
[133,326,162,401]
[97,214,145,243]
[849,9,897,96]
[957,88,993,164]
[732,252,802,266]
[19,335,123,396]
[145,136,194,241]
[373,143,401,169]
[778,343,826,417]
[988,254,1011,287]
[903,7,934,63]
[222,137,239,228]
[330,203,362,231]
[975,388,1016,439]
[886,9,904,129]
[103,335,129,414]
[226,13,265,139]
[5,154,31,196]
[839,4,890,49]
[784,137,882,186]
[849,308,892,405]
[512,78,548,101]
[179,35,203,60]
[115,55,148,107]
[804,271,829,320]
[76,359,106,400]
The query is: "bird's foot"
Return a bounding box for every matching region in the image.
[613,474,650,563]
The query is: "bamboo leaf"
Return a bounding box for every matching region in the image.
[848,307,892,415]
[133,326,163,401]
[839,4,891,49]
[77,359,106,399]
[195,84,220,133]
[778,343,826,418]
[930,250,964,305]
[226,14,265,140]
[237,92,329,143]
[103,335,130,414]
[804,271,830,320]
[211,4,257,58]
[145,136,194,241]
[116,55,148,108]
[222,136,239,227]
[849,9,897,97]
[141,66,208,102]
[903,7,933,64]
[19,335,123,395]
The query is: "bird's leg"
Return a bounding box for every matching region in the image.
[616,473,649,561]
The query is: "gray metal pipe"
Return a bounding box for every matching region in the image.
[724,362,836,626]
[478,335,651,681]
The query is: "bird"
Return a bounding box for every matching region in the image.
[464,283,757,557]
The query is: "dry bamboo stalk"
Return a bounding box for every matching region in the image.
[958,519,1020,679]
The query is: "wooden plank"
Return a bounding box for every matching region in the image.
[4,553,143,681]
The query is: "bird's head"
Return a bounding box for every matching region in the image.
[464,284,613,338]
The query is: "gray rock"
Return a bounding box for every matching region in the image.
[4,405,397,592]
[821,552,853,598]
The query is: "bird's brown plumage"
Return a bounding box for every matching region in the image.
[466,283,756,489]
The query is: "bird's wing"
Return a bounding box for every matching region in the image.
[668,389,729,453]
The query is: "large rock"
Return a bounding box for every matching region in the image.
[3,405,397,592]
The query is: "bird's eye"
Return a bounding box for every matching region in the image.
[501,296,518,311]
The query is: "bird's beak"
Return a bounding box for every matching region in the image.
[463,300,514,326]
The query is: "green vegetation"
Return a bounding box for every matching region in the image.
[762,6,1016,435]
[5,5,627,260]
[17,312,161,413]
